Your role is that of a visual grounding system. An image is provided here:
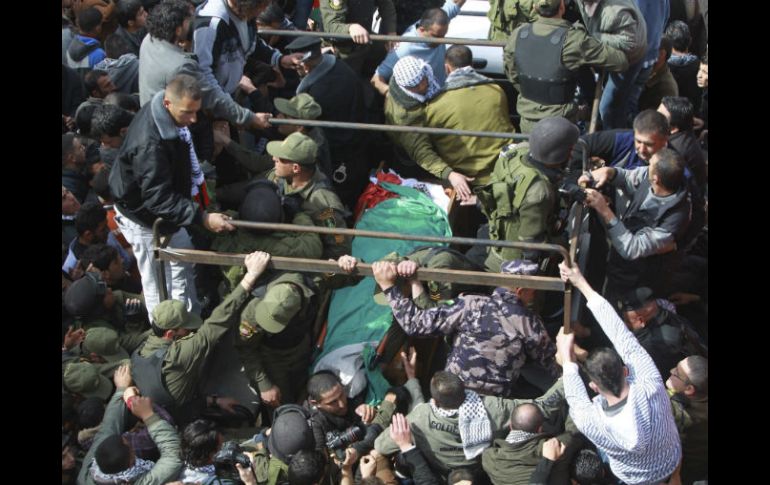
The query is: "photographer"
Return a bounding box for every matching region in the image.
[306,372,397,467]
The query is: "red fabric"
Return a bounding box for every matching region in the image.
[353,171,402,223]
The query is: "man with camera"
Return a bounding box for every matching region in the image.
[476,116,580,272]
[306,372,397,469]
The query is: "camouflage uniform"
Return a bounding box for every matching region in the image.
[476,143,558,273]
[488,0,538,41]
[266,168,352,260]
[320,0,397,73]
[383,283,559,397]
[378,246,486,309]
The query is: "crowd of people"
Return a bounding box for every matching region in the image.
[62,0,708,484]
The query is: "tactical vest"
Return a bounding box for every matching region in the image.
[514,23,577,105]
[476,145,543,258]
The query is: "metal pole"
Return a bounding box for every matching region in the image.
[152,218,170,302]
[269,117,529,141]
[258,28,507,47]
[158,249,566,292]
[227,220,570,263]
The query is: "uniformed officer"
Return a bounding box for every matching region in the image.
[319,0,398,75]
[488,0,538,41]
[273,93,334,181]
[504,0,629,133]
[476,116,579,272]
[212,181,323,292]
[131,250,271,426]
[375,246,486,309]
[265,132,352,260]
[372,258,560,397]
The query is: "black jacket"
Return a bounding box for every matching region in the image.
[109,91,203,231]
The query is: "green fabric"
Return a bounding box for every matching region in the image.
[313,182,451,371]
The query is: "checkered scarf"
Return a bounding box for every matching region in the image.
[90,456,155,484]
[177,126,205,197]
[392,56,441,103]
[431,390,492,459]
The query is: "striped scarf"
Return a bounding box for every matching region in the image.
[177,126,205,197]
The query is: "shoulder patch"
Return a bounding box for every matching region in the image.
[329,0,345,10]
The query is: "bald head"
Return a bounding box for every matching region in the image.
[510,403,544,433]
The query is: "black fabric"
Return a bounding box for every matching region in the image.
[514,24,577,105]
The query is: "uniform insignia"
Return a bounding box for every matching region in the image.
[330,0,344,10]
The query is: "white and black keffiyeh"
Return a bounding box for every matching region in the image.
[90,456,155,484]
[431,390,492,459]
[505,429,538,445]
[392,56,441,103]
[177,126,205,197]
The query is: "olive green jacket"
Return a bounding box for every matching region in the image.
[487,0,538,41]
[504,17,628,124]
[138,285,251,404]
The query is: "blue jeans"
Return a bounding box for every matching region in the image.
[626,64,654,125]
[599,60,645,129]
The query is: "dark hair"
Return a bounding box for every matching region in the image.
[77,397,106,429]
[448,469,476,485]
[660,96,694,132]
[509,403,544,433]
[78,7,103,34]
[258,1,286,25]
[287,450,326,485]
[536,0,561,17]
[685,355,708,395]
[700,51,708,65]
[146,0,191,43]
[118,0,144,27]
[92,167,113,201]
[430,371,465,410]
[62,133,77,165]
[445,45,472,69]
[419,8,449,30]
[570,448,605,484]
[664,20,691,53]
[75,102,100,137]
[75,202,107,236]
[166,73,203,101]
[632,109,669,138]
[658,36,673,61]
[80,244,119,272]
[84,70,110,95]
[104,33,133,59]
[94,434,131,474]
[584,348,625,398]
[307,371,340,401]
[181,419,221,468]
[104,92,141,112]
[651,147,685,191]
[92,104,134,138]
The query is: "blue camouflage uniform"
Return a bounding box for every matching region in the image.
[384,260,560,397]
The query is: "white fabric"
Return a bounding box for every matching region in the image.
[392,56,441,103]
[178,126,205,197]
[313,342,376,398]
[91,456,154,484]
[114,205,200,321]
[431,390,492,459]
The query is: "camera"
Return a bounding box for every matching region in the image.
[213,440,252,480]
[325,424,366,460]
[558,181,589,203]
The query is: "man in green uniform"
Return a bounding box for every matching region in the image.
[237,257,360,409]
[265,131,352,260]
[476,116,579,272]
[212,181,323,292]
[504,0,629,133]
[488,0,538,41]
[319,0,398,75]
[131,250,271,426]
